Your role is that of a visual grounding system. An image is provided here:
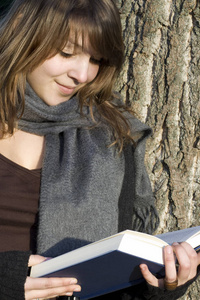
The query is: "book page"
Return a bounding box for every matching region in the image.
[156,226,200,247]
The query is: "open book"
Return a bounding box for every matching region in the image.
[31,226,200,300]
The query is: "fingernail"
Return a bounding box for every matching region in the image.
[44,257,51,261]
[173,242,179,246]
[66,292,73,296]
[74,286,81,292]
[140,264,146,271]
[166,245,172,254]
[70,278,78,284]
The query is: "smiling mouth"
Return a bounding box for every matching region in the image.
[56,82,76,95]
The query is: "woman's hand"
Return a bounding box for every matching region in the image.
[25,255,81,300]
[140,242,200,289]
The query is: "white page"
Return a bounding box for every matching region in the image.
[156,226,200,245]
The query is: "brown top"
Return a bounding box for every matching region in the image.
[0,154,41,253]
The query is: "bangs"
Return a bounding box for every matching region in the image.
[2,0,123,73]
[66,4,123,71]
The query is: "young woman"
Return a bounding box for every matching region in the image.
[0,0,199,299]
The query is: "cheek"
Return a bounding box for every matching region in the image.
[42,61,59,77]
[41,56,65,77]
[89,65,100,82]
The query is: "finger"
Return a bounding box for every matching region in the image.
[140,264,159,287]
[25,277,78,291]
[173,242,191,284]
[28,255,48,267]
[25,277,81,300]
[163,245,177,283]
[25,284,81,300]
[197,252,200,265]
[180,242,198,277]
[173,242,198,283]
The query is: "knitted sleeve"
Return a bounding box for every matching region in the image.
[0,251,31,300]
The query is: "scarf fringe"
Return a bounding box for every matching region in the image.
[132,205,160,234]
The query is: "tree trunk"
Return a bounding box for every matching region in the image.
[114,0,200,298]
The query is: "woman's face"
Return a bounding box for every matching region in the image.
[27,37,100,106]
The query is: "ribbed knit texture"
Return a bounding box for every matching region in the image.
[0,251,30,299]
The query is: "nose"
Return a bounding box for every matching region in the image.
[68,55,90,84]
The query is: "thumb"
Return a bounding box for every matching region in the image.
[197,252,200,265]
[28,254,48,267]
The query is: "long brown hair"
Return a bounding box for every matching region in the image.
[0,0,134,150]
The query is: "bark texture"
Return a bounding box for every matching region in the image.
[114,0,200,298]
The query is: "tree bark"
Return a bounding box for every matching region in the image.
[114,0,200,298]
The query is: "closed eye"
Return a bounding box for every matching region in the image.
[59,51,73,58]
[59,50,103,65]
[90,57,102,65]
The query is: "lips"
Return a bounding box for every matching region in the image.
[56,82,75,95]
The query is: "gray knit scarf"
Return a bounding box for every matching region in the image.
[18,85,159,257]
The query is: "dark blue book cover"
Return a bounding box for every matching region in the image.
[44,250,164,299]
[31,227,200,299]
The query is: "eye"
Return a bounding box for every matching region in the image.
[59,51,73,58]
[90,57,102,65]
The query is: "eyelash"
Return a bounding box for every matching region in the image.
[59,51,102,65]
[90,57,102,65]
[59,51,72,58]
